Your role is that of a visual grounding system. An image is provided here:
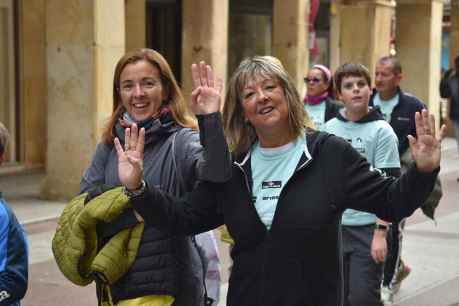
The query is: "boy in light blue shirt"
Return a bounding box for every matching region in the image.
[325,63,400,306]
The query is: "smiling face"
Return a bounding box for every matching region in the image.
[305,68,329,97]
[119,60,165,122]
[241,77,291,137]
[338,75,371,117]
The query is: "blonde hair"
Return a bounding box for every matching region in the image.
[102,48,197,144]
[223,56,312,156]
[0,122,9,156]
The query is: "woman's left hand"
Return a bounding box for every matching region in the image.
[408,109,446,173]
[190,61,223,115]
[114,123,145,190]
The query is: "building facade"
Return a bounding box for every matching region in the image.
[0,0,453,199]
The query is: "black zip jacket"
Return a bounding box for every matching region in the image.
[440,72,459,120]
[132,130,438,306]
[370,88,425,156]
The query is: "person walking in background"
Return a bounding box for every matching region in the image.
[325,63,399,306]
[440,55,459,182]
[0,122,28,306]
[58,49,229,306]
[371,56,426,304]
[116,55,443,306]
[303,64,341,131]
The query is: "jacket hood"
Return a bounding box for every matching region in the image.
[114,112,179,146]
[335,106,384,124]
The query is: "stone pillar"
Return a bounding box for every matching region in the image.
[450,0,459,65]
[125,0,146,52]
[273,0,309,91]
[42,0,125,199]
[18,0,47,167]
[337,0,395,82]
[396,0,443,121]
[182,0,228,102]
[329,1,341,72]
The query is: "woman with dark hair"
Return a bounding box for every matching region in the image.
[79,49,229,306]
[115,56,443,306]
[304,64,341,130]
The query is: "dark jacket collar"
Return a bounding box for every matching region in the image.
[335,106,384,123]
[370,87,404,106]
[233,128,328,169]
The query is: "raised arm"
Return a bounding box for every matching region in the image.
[342,109,445,221]
[189,61,231,183]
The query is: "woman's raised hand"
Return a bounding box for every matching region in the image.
[408,109,446,173]
[114,124,145,190]
[190,61,223,115]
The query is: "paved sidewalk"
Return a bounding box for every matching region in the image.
[0,137,457,306]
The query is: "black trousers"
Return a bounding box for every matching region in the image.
[343,225,384,306]
[382,219,406,287]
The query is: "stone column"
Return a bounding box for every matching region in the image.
[450,0,459,65]
[336,0,395,81]
[396,0,443,121]
[42,0,125,199]
[125,0,146,52]
[18,0,47,166]
[273,0,309,91]
[181,0,228,102]
[329,1,341,72]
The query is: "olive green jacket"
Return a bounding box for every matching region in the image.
[52,187,144,286]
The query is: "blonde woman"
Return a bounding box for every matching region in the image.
[116,56,443,306]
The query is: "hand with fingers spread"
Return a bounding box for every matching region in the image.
[408,109,446,173]
[114,123,146,190]
[190,61,223,115]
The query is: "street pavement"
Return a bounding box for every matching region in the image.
[0,138,458,306]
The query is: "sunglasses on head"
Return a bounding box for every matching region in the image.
[304,77,322,84]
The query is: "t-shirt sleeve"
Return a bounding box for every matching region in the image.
[374,126,400,169]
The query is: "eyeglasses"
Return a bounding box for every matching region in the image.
[304,77,322,84]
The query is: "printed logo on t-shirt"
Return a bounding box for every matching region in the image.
[262,180,282,189]
[262,195,280,201]
[347,137,365,154]
[396,116,410,122]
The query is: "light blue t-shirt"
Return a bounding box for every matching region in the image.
[324,116,400,226]
[373,93,399,123]
[251,136,306,229]
[304,103,327,131]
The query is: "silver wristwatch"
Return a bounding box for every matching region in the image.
[123,180,146,199]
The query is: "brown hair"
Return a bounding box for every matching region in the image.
[0,122,9,156]
[223,56,313,156]
[101,48,197,144]
[334,63,371,94]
